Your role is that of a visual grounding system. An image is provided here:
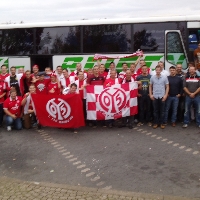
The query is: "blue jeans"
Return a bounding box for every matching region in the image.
[5,116,22,130]
[184,96,200,125]
[164,96,179,123]
[152,98,165,125]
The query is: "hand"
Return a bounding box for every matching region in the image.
[28,109,34,114]
[162,95,167,101]
[11,114,17,119]
[49,88,55,93]
[25,92,29,97]
[189,93,195,98]
[150,94,155,100]
[137,94,142,97]
[176,94,181,98]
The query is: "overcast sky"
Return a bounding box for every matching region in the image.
[0,0,199,24]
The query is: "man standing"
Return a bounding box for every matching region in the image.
[136,59,151,75]
[3,89,24,131]
[136,65,152,126]
[104,70,120,87]
[5,66,24,96]
[70,63,87,80]
[182,65,200,128]
[163,66,183,127]
[60,69,75,89]
[119,63,128,79]
[149,65,169,129]
[47,73,61,95]
[0,76,6,127]
[0,65,9,81]
[151,61,169,77]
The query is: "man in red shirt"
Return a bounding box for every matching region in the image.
[104,70,120,87]
[136,59,151,75]
[3,89,25,131]
[60,69,75,90]
[87,65,105,85]
[47,73,61,95]
[0,65,9,81]
[33,72,50,94]
[99,64,108,79]
[31,65,39,79]
[0,77,6,126]
[130,63,138,80]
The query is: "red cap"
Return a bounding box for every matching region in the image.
[32,65,39,69]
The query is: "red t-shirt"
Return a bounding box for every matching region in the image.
[0,81,6,104]
[104,78,120,87]
[99,71,108,79]
[0,73,9,81]
[35,79,50,94]
[87,75,105,85]
[3,96,22,117]
[137,68,151,76]
[47,82,60,95]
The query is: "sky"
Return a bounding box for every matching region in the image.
[0,0,199,24]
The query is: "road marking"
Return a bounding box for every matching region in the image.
[193,151,199,155]
[86,172,95,177]
[167,141,173,144]
[62,152,70,155]
[186,148,192,152]
[96,181,105,186]
[51,142,58,145]
[102,185,112,190]
[161,139,168,142]
[133,127,138,130]
[151,134,157,137]
[66,155,74,159]
[146,132,152,135]
[73,161,81,165]
[156,137,162,139]
[69,158,77,162]
[81,168,90,173]
[179,146,185,149]
[173,143,179,146]
[54,144,61,147]
[91,176,100,181]
[59,149,67,153]
[57,147,64,150]
[77,164,86,169]
[142,131,147,133]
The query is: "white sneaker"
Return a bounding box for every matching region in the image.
[7,126,12,131]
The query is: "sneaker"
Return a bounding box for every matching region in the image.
[147,122,152,127]
[160,124,165,129]
[172,122,176,127]
[198,125,200,128]
[153,124,158,129]
[7,126,11,131]
[73,129,78,133]
[182,124,188,128]
[137,122,144,127]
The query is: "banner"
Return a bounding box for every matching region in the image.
[31,94,85,128]
[86,82,138,120]
[93,51,143,60]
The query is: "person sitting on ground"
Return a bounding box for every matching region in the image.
[3,89,26,131]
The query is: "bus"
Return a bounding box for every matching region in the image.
[0,15,200,72]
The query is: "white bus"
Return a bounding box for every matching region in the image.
[0,15,200,72]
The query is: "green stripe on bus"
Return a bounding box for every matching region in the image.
[144,55,163,61]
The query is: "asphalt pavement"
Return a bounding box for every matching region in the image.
[0,121,200,199]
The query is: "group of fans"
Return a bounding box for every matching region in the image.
[0,53,200,132]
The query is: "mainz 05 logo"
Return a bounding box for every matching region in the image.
[46,98,73,123]
[98,87,127,114]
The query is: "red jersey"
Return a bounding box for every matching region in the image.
[35,79,50,94]
[87,75,105,85]
[47,82,60,95]
[0,73,9,81]
[3,96,22,117]
[137,68,151,76]
[99,71,108,79]
[104,78,120,87]
[0,81,6,104]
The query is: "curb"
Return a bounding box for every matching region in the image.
[0,176,199,200]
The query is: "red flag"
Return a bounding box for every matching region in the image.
[31,94,85,128]
[86,82,138,120]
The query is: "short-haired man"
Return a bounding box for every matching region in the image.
[47,73,61,95]
[60,69,75,89]
[55,66,64,81]
[163,66,183,127]
[70,63,87,80]
[0,65,9,81]
[5,66,24,96]
[119,63,128,79]
[136,65,152,126]
[151,61,169,77]
[182,65,200,128]
[149,65,169,129]
[3,89,25,131]
[104,70,120,87]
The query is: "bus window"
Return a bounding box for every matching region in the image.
[165,31,188,70]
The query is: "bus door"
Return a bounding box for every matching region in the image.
[165,30,188,71]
